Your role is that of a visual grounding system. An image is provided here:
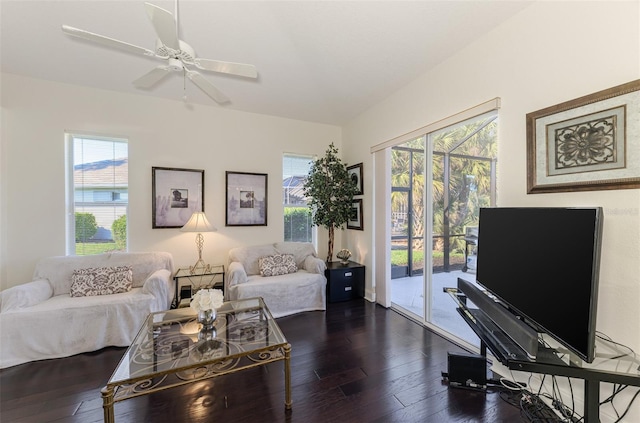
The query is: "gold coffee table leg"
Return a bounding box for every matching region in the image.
[284,343,292,409]
[101,386,115,423]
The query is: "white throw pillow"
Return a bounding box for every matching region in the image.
[70,266,133,297]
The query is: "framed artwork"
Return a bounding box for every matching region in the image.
[347,198,363,230]
[347,162,364,195]
[526,79,640,194]
[152,167,204,228]
[226,171,268,226]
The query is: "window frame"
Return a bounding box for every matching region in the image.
[65,132,129,255]
[282,152,317,248]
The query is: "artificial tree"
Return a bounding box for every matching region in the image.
[303,143,359,262]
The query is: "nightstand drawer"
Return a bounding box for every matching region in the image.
[325,261,365,303]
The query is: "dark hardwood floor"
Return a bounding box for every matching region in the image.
[0,299,526,422]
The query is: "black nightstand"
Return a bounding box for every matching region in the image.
[172,265,225,309]
[325,261,365,303]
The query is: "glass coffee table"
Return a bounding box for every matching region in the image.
[101,297,291,423]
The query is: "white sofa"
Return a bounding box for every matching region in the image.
[0,251,174,369]
[226,242,326,318]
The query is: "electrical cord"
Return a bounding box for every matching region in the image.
[499,387,567,422]
[495,372,572,422]
[499,377,527,391]
[503,369,583,422]
[594,331,640,422]
[471,331,637,421]
[599,384,640,422]
[553,376,577,421]
[531,331,639,422]
[611,388,640,423]
[534,331,640,423]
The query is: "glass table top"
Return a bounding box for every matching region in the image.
[174,265,225,278]
[108,297,287,386]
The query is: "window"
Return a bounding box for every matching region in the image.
[283,153,314,244]
[66,134,128,255]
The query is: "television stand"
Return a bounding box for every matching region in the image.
[445,286,640,423]
[463,307,533,362]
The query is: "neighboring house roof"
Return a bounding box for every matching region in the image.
[283,175,307,204]
[74,158,128,188]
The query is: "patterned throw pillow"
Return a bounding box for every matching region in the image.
[258,254,297,277]
[70,266,133,297]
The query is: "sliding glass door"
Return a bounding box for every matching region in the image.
[429,112,497,342]
[390,137,425,318]
[389,110,497,347]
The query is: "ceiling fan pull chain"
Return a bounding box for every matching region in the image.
[182,67,187,102]
[175,0,179,37]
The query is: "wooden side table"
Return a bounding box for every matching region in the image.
[172,265,225,309]
[325,261,365,303]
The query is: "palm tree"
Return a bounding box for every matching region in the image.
[433,116,497,253]
[391,115,497,272]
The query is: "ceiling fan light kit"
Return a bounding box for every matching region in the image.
[61,1,257,104]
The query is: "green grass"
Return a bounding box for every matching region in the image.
[75,242,122,255]
[391,249,463,266]
[391,249,422,266]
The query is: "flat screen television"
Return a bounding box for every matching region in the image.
[475,207,603,363]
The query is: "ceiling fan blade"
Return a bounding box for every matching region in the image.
[194,58,258,79]
[62,25,155,56]
[133,66,172,88]
[144,2,180,51]
[187,71,230,104]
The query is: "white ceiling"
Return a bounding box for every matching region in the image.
[1,1,532,125]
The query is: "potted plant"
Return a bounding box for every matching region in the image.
[303,143,359,262]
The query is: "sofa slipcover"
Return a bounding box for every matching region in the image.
[0,251,174,369]
[226,242,326,318]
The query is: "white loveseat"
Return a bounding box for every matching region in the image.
[0,251,174,369]
[226,242,326,318]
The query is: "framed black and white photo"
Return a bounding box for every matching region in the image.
[347,198,363,230]
[226,171,268,226]
[347,162,363,195]
[526,79,640,193]
[152,167,204,228]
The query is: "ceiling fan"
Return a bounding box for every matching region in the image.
[62,1,257,104]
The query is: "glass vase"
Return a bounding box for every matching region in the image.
[197,308,217,330]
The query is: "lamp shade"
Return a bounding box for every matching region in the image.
[180,212,216,232]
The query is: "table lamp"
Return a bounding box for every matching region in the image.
[180,211,216,274]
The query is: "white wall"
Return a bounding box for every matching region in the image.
[0,74,341,288]
[342,1,639,421]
